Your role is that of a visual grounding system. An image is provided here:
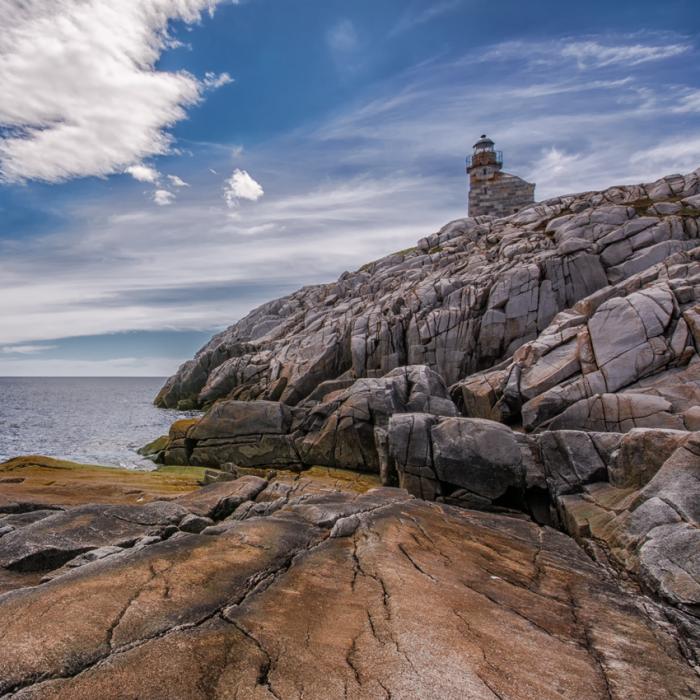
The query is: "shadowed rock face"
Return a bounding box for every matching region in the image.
[0,474,697,699]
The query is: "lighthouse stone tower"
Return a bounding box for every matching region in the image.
[467,135,535,218]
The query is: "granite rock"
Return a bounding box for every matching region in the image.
[1,479,697,700]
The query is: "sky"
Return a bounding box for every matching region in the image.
[1,0,699,376]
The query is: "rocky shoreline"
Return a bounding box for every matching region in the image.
[0,457,697,698]
[1,169,699,697]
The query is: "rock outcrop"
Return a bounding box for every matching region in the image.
[139,169,700,692]
[386,417,700,633]
[156,170,700,416]
[453,250,700,431]
[0,467,697,699]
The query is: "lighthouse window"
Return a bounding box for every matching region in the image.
[482,168,487,175]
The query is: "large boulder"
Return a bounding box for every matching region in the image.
[299,365,457,478]
[165,401,302,468]
[388,414,524,507]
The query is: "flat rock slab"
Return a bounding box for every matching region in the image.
[0,501,188,572]
[0,493,696,699]
[0,456,212,510]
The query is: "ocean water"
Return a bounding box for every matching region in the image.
[0,377,200,469]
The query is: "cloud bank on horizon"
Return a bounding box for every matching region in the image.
[0,0,699,375]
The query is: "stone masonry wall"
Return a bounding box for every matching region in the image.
[469,171,535,218]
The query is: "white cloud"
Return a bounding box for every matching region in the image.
[125,164,160,183]
[223,169,264,208]
[167,174,189,187]
[0,0,234,183]
[153,189,176,206]
[326,19,359,54]
[202,71,234,89]
[231,145,245,158]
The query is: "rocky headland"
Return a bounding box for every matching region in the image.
[1,169,700,698]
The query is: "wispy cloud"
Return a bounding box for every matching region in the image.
[561,40,691,68]
[326,18,365,74]
[390,0,461,37]
[509,77,633,99]
[630,136,700,174]
[1,32,698,356]
[1,344,57,355]
[0,0,235,183]
[326,19,359,54]
[480,36,692,70]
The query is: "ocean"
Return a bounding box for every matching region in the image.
[0,377,200,469]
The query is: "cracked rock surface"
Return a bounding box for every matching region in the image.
[0,471,697,699]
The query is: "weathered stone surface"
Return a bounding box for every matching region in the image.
[298,365,456,477]
[191,400,292,439]
[174,474,268,518]
[385,415,700,631]
[0,501,188,572]
[538,430,615,497]
[1,485,697,700]
[608,428,688,487]
[172,400,302,468]
[549,393,685,432]
[457,252,700,432]
[0,456,214,511]
[530,430,700,624]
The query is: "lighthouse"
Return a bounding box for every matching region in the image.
[467,135,535,218]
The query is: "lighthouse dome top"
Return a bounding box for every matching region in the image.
[473,134,495,151]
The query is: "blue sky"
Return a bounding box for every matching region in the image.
[1,0,699,375]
